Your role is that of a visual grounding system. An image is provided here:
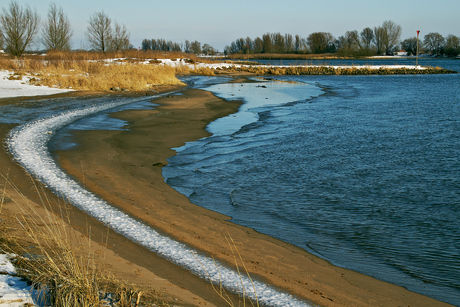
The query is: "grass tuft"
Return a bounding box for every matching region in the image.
[194,228,260,307]
[0,175,166,307]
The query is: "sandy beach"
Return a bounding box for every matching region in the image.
[0,85,455,306]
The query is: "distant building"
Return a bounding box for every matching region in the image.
[396,50,408,56]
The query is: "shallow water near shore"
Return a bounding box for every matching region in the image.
[164,61,460,305]
[2,59,459,305]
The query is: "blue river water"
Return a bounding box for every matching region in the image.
[1,58,458,305]
[163,60,460,305]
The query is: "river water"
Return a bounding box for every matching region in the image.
[2,58,458,305]
[163,59,460,305]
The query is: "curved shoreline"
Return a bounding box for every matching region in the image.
[6,90,309,306]
[52,86,453,306]
[0,82,454,306]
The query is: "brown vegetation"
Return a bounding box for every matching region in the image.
[0,177,167,307]
[0,51,456,94]
[0,51,186,92]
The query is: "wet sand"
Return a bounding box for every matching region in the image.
[1,87,454,306]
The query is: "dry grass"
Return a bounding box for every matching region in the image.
[0,176,169,307]
[0,51,186,92]
[194,229,259,307]
[36,62,182,91]
[0,174,260,307]
[3,51,454,92]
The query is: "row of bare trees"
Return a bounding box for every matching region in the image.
[225,33,310,55]
[401,33,460,57]
[0,1,131,57]
[225,20,403,56]
[334,21,402,56]
[225,20,460,57]
[141,39,217,55]
[85,11,130,53]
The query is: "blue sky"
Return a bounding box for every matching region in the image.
[5,0,460,51]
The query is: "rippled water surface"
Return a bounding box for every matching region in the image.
[164,61,460,305]
[2,60,458,305]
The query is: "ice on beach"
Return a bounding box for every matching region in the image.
[7,95,312,307]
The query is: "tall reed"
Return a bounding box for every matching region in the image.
[0,176,150,307]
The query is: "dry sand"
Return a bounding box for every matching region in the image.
[0,86,454,306]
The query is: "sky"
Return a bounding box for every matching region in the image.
[3,0,459,52]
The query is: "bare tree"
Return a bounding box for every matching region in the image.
[294,34,301,52]
[110,22,129,52]
[189,40,201,54]
[262,33,272,53]
[272,33,285,53]
[245,36,253,53]
[253,36,263,53]
[0,1,40,57]
[184,40,191,53]
[0,28,3,50]
[360,27,374,50]
[294,34,309,53]
[423,32,445,55]
[382,20,402,55]
[401,37,418,55]
[202,43,216,55]
[373,26,385,55]
[284,33,294,53]
[85,11,112,52]
[445,34,460,57]
[307,32,334,54]
[42,3,72,51]
[336,30,361,56]
[345,30,361,50]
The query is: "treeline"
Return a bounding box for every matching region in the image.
[225,33,312,55]
[141,39,182,52]
[141,39,217,55]
[402,33,460,57]
[225,20,460,57]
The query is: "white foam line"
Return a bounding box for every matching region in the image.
[7,96,311,307]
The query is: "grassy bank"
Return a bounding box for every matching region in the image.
[0,51,457,93]
[0,51,184,92]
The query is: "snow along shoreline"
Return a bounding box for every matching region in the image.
[6,94,311,307]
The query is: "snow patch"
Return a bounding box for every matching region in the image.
[0,253,35,307]
[0,70,73,98]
